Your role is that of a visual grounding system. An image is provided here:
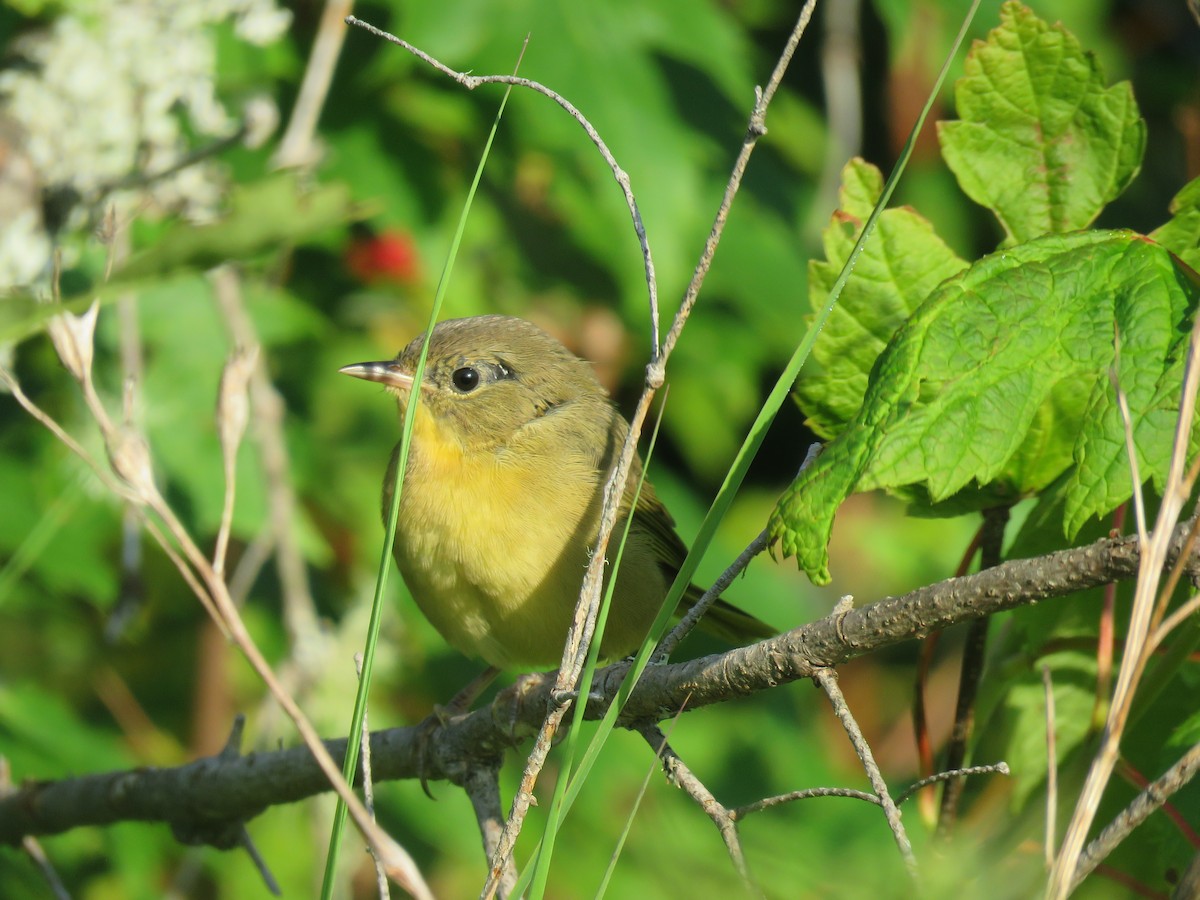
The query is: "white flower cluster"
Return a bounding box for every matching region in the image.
[0,0,291,292]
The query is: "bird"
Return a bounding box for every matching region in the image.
[340,314,774,671]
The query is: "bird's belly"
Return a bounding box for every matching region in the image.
[394,455,614,668]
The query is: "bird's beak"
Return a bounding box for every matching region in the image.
[339,360,415,391]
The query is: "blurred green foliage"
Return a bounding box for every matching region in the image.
[1,0,1199,897]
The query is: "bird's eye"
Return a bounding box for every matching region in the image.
[451,366,481,392]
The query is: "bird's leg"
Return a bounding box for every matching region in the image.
[416,665,501,798]
[441,665,503,717]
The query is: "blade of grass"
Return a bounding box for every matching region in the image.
[515,2,982,884]
[319,41,528,899]
[0,476,83,606]
[525,393,670,898]
[595,706,688,899]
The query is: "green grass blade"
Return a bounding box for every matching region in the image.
[318,59,524,900]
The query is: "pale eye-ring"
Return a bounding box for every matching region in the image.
[451,366,481,392]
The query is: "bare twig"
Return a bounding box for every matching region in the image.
[733,788,880,819]
[0,366,125,499]
[1071,741,1200,892]
[938,504,1010,836]
[1043,665,1058,870]
[636,722,761,897]
[1174,851,1200,900]
[228,531,276,605]
[211,267,323,658]
[462,763,516,900]
[657,529,770,658]
[814,667,915,874]
[237,826,282,896]
[275,0,354,170]
[355,654,390,900]
[1152,589,1200,650]
[658,443,822,659]
[1145,509,1200,655]
[22,837,71,900]
[213,343,258,577]
[344,15,659,347]
[893,764,1010,807]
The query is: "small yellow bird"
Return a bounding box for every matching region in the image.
[341,315,773,669]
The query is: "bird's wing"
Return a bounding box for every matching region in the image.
[627,475,776,644]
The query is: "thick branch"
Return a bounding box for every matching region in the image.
[1,522,1187,846]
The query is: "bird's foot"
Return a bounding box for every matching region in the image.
[415,665,501,798]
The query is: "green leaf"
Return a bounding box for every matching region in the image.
[771,230,1200,584]
[1151,175,1200,271]
[938,1,1145,244]
[796,158,968,438]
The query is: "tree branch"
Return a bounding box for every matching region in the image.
[2,521,1189,848]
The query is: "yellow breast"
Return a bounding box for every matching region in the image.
[390,405,612,667]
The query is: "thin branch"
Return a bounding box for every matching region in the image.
[0,366,129,501]
[636,722,761,897]
[1043,664,1058,871]
[733,788,880,819]
[814,667,915,873]
[1152,589,1200,651]
[355,654,390,900]
[657,0,818,366]
[938,504,1010,836]
[1145,508,1200,656]
[211,267,324,659]
[237,826,282,897]
[893,764,1010,807]
[657,529,770,658]
[1071,741,1200,892]
[462,763,515,900]
[275,0,354,170]
[3,757,72,900]
[1173,851,1200,900]
[344,15,659,347]
[658,443,822,659]
[22,837,71,900]
[1118,759,1200,848]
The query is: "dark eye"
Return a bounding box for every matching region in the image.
[451,366,480,392]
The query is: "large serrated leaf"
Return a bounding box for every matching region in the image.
[938,1,1145,245]
[796,158,968,438]
[771,230,1200,584]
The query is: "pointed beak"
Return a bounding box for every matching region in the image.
[339,360,415,391]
